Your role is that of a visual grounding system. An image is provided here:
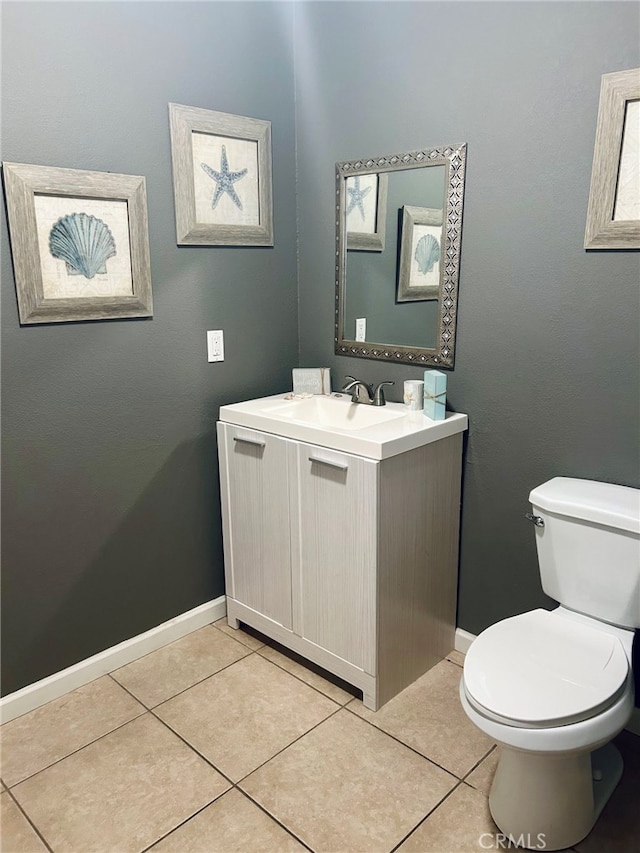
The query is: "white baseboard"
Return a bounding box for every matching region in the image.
[0,596,226,724]
[454,627,476,654]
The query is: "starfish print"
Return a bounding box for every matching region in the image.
[346,176,372,220]
[201,145,248,210]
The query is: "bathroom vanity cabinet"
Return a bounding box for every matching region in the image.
[217,394,466,710]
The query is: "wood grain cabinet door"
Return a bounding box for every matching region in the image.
[292,443,378,674]
[218,423,293,630]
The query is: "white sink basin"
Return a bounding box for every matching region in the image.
[259,395,406,432]
[219,393,468,460]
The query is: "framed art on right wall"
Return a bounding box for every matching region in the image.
[585,67,640,249]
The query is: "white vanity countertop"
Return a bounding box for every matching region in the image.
[219,393,468,460]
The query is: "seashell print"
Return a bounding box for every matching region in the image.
[49,213,117,279]
[414,233,440,275]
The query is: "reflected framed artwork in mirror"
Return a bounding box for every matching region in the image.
[397,205,443,302]
[335,143,467,368]
[346,173,388,251]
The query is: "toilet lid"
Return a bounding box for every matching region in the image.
[464,610,629,726]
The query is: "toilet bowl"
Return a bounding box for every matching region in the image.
[459,478,639,851]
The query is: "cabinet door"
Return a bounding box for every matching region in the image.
[218,423,293,629]
[292,443,378,674]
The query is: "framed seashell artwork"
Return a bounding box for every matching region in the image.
[2,162,153,324]
[169,103,273,246]
[396,205,443,302]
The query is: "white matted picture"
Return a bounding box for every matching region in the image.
[34,195,133,299]
[191,132,260,227]
[2,162,153,324]
[397,205,443,302]
[346,172,388,251]
[612,98,639,222]
[169,103,273,246]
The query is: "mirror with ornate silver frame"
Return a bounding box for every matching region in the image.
[335,144,467,368]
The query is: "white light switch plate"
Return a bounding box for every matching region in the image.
[355,318,366,341]
[207,330,224,362]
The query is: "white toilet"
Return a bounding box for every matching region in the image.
[460,477,639,851]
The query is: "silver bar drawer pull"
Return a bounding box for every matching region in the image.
[309,455,348,471]
[525,512,545,528]
[234,436,266,448]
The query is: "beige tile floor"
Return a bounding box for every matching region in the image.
[1,619,638,853]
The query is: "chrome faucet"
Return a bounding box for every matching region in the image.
[341,376,395,407]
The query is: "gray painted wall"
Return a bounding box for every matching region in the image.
[2,0,639,697]
[295,2,640,634]
[1,1,297,694]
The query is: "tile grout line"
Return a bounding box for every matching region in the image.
[235,788,315,852]
[3,786,55,853]
[0,697,148,789]
[219,620,359,705]
[138,661,345,852]
[340,699,479,782]
[137,798,220,853]
[461,743,498,785]
[389,779,467,853]
[131,660,345,793]
[137,785,316,853]
[130,645,349,793]
[144,703,334,853]
[118,648,346,850]
[229,699,476,853]
[389,742,500,853]
[253,645,358,706]
[110,645,254,711]
[234,702,345,787]
[132,642,347,718]
[108,677,240,852]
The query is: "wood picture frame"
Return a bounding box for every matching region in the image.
[3,162,153,325]
[396,205,443,302]
[584,67,640,249]
[169,103,273,246]
[346,172,388,251]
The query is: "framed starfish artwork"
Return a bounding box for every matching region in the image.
[2,162,153,324]
[345,173,388,251]
[169,103,273,246]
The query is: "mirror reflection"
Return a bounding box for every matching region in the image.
[335,144,467,368]
[345,166,446,348]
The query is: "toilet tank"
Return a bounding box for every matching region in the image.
[529,477,640,629]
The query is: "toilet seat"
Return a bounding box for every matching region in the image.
[463,609,630,728]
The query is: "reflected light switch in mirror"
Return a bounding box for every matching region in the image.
[355,318,366,341]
